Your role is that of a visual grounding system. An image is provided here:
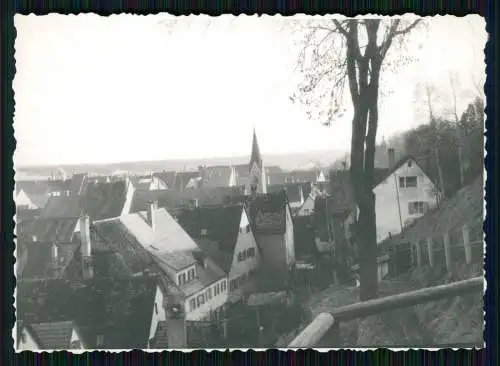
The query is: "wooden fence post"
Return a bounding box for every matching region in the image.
[426,237,434,268]
[443,232,452,274]
[414,240,422,268]
[462,224,471,264]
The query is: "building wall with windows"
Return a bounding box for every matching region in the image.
[373,158,438,243]
[184,278,228,321]
[228,208,261,302]
[17,327,40,351]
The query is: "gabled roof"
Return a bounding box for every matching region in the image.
[153,171,177,189]
[21,241,80,280]
[194,238,233,273]
[200,166,233,188]
[373,154,433,187]
[39,195,83,219]
[92,219,157,275]
[246,191,289,235]
[288,170,318,183]
[69,173,88,196]
[83,181,127,221]
[176,205,243,255]
[130,186,245,214]
[173,171,200,191]
[39,181,127,221]
[17,276,158,349]
[23,217,79,243]
[268,182,311,203]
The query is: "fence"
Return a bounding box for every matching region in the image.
[288,276,483,348]
[388,222,483,276]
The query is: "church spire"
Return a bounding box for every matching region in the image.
[249,127,262,172]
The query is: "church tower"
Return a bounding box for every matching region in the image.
[247,128,267,196]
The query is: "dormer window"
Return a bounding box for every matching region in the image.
[408,160,413,167]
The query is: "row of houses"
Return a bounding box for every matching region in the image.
[15,130,303,350]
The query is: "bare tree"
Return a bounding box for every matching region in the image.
[449,73,465,188]
[293,17,423,301]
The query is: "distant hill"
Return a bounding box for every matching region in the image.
[15,149,345,180]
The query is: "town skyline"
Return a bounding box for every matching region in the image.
[14,15,485,166]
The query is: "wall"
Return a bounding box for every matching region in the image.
[373,158,437,243]
[228,208,261,301]
[184,278,228,321]
[17,327,39,351]
[148,286,167,342]
[257,234,287,272]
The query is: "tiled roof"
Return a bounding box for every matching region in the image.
[16,207,42,225]
[17,276,158,349]
[155,251,197,271]
[150,320,169,348]
[69,173,88,196]
[176,205,243,255]
[25,217,79,243]
[39,195,83,219]
[174,172,201,191]
[153,171,177,189]
[194,238,233,273]
[178,257,225,297]
[83,181,127,220]
[29,321,75,350]
[21,241,80,280]
[288,170,318,183]
[247,191,288,235]
[130,186,245,214]
[200,166,233,188]
[92,219,156,275]
[268,182,310,203]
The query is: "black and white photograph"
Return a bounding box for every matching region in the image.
[13,14,486,350]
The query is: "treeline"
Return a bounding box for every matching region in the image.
[331,97,484,199]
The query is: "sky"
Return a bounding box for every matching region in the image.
[13,14,486,167]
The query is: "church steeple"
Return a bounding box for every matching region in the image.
[247,128,266,196]
[249,127,262,171]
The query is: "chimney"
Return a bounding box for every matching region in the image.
[388,148,396,169]
[79,214,93,278]
[147,201,158,231]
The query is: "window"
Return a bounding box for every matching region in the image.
[208,288,212,299]
[247,248,255,258]
[229,279,235,292]
[399,176,417,188]
[407,160,413,167]
[154,303,158,315]
[196,297,201,307]
[246,225,251,233]
[188,268,195,280]
[199,294,205,305]
[189,299,196,310]
[221,280,227,292]
[20,332,26,343]
[237,252,245,262]
[178,272,187,286]
[408,201,428,215]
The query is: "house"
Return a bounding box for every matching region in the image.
[129,186,246,215]
[296,184,326,217]
[129,174,169,191]
[174,171,202,191]
[68,173,88,196]
[15,179,71,209]
[92,204,229,322]
[267,182,313,215]
[16,321,85,350]
[176,204,262,303]
[153,171,177,190]
[199,165,235,189]
[16,276,168,350]
[245,191,295,278]
[372,150,440,243]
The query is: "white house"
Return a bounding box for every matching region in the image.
[373,154,439,243]
[16,321,85,351]
[177,204,262,304]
